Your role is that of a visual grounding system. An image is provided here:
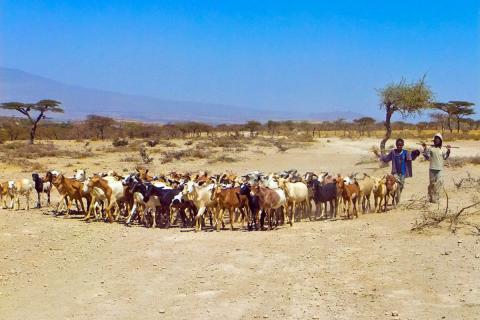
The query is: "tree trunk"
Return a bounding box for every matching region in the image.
[447,115,453,133]
[456,116,460,133]
[380,107,394,154]
[30,123,37,144]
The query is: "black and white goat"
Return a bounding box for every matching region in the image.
[32,173,52,208]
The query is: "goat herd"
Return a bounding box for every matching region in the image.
[0,168,400,231]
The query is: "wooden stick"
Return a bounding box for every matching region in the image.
[416,143,459,149]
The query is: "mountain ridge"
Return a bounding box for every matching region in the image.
[0,67,365,123]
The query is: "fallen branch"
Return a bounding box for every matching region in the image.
[411,189,480,233]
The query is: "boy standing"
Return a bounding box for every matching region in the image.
[422,133,451,203]
[374,138,420,203]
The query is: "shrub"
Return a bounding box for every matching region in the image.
[160,146,211,163]
[146,139,159,147]
[112,137,129,147]
[121,156,138,162]
[157,140,176,147]
[207,155,238,164]
[447,156,480,168]
[140,147,153,164]
[205,136,247,148]
[288,133,314,142]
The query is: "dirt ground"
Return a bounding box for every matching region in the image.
[1,137,479,320]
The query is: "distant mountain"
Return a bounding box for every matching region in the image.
[0,67,365,123]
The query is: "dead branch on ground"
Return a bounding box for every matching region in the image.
[411,189,480,234]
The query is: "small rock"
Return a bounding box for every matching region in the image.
[263,315,269,319]
[158,309,166,314]
[475,254,479,259]
[391,311,399,316]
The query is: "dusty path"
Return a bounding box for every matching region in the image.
[0,138,479,319]
[1,207,479,320]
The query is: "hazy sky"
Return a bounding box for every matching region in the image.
[1,1,479,118]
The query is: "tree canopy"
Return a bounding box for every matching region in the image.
[377,77,432,153]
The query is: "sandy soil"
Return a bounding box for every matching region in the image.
[1,137,479,319]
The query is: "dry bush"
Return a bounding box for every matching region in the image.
[112,137,129,147]
[235,146,248,152]
[273,141,289,152]
[157,140,176,147]
[145,139,159,147]
[184,140,193,146]
[254,140,272,147]
[205,136,248,148]
[121,156,138,162]
[410,192,480,234]
[21,160,46,173]
[453,172,480,190]
[106,139,143,153]
[140,147,153,164]
[446,156,480,168]
[207,155,238,164]
[287,133,314,143]
[160,146,212,164]
[70,150,94,159]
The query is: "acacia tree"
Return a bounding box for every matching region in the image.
[378,77,432,154]
[429,112,448,133]
[266,120,279,137]
[244,120,262,137]
[433,102,456,133]
[353,117,376,136]
[449,101,475,133]
[85,114,115,140]
[0,100,63,144]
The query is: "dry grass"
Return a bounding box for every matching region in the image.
[120,155,138,162]
[160,146,213,164]
[204,136,248,148]
[446,156,480,168]
[157,140,177,147]
[286,133,314,143]
[207,155,239,164]
[0,142,93,160]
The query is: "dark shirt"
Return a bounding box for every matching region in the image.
[379,149,420,178]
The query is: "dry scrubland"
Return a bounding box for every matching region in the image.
[1,135,480,320]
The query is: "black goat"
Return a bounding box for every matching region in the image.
[239,183,261,230]
[32,173,51,208]
[309,180,337,219]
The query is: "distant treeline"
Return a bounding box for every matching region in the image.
[1,114,479,142]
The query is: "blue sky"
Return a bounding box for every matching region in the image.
[1,1,479,119]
